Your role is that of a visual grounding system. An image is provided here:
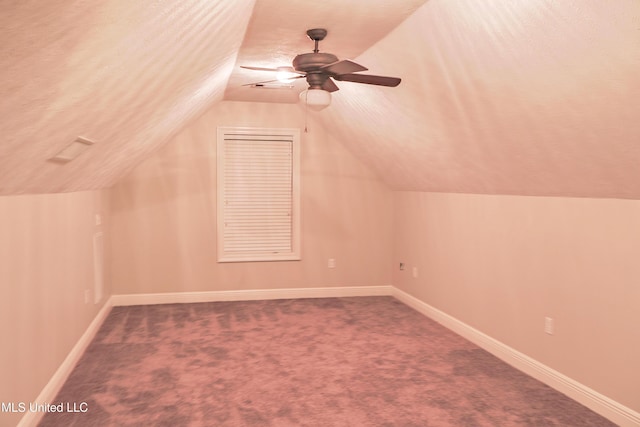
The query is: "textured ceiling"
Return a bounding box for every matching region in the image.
[2,0,640,199]
[319,0,640,199]
[0,0,255,194]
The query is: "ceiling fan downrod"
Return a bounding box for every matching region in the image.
[306,28,327,53]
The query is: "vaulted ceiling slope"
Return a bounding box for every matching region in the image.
[0,0,426,195]
[319,0,640,199]
[0,0,255,195]
[2,0,639,199]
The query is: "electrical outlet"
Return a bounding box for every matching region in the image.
[399,263,405,271]
[328,258,336,269]
[412,267,418,278]
[544,317,554,335]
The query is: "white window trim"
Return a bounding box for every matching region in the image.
[216,127,301,262]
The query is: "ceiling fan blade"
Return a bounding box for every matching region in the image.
[241,65,304,75]
[241,65,280,72]
[321,78,340,92]
[242,79,280,86]
[321,60,368,75]
[242,75,305,86]
[333,73,401,87]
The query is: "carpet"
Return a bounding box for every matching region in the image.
[38,297,615,426]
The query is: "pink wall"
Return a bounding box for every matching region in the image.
[393,191,640,412]
[0,190,110,427]
[109,101,394,294]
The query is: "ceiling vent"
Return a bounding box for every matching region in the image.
[50,136,95,163]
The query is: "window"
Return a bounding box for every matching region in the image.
[217,127,300,262]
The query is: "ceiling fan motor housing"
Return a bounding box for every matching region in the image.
[292,53,339,73]
[293,52,339,89]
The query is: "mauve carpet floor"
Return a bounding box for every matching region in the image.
[39,297,615,426]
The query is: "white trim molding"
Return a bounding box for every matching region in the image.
[391,287,640,427]
[110,285,394,306]
[18,299,114,427]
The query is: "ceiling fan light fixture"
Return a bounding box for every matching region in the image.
[299,88,331,111]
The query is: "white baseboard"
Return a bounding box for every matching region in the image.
[391,287,640,427]
[111,285,393,306]
[17,298,114,427]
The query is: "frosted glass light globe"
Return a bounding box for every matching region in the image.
[299,89,331,111]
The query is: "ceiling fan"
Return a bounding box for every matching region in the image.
[241,28,401,110]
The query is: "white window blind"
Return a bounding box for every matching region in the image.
[217,127,300,262]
